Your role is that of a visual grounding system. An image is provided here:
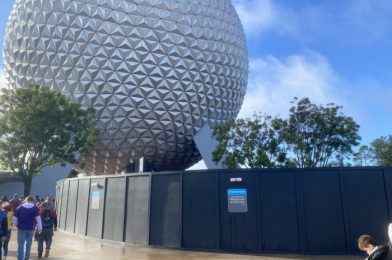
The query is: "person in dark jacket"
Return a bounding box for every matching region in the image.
[0,208,8,260]
[358,234,391,260]
[35,202,57,258]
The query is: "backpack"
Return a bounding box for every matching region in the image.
[41,210,54,229]
[1,211,7,235]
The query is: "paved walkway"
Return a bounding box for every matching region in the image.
[4,229,363,260]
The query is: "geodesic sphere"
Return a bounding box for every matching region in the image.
[3,0,248,174]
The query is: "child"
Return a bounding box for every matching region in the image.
[0,204,8,260]
[35,202,57,258]
[1,203,12,260]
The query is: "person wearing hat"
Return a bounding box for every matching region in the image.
[0,204,8,260]
[1,202,12,260]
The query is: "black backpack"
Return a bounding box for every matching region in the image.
[41,210,53,229]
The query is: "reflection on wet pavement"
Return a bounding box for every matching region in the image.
[5,229,362,260]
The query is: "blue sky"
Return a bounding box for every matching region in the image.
[234,0,392,146]
[1,0,392,169]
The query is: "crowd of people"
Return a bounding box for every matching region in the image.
[0,194,57,260]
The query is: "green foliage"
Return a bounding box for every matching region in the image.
[0,84,97,195]
[212,114,291,169]
[275,97,360,167]
[213,97,360,169]
[353,145,375,166]
[354,136,392,166]
[371,136,392,166]
[68,168,80,178]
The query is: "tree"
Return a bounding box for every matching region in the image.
[0,84,97,195]
[353,145,375,166]
[212,114,291,169]
[354,136,392,166]
[275,97,361,167]
[212,97,360,169]
[370,136,392,166]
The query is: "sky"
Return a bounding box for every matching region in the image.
[1,0,392,170]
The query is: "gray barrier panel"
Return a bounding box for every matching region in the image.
[56,181,63,229]
[65,180,78,233]
[259,171,300,252]
[125,175,151,245]
[103,177,126,242]
[150,174,182,248]
[75,179,90,235]
[182,173,219,250]
[55,183,61,217]
[342,169,390,252]
[301,170,347,253]
[87,178,106,239]
[59,180,69,230]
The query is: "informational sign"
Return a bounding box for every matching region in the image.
[227,188,248,213]
[91,191,100,209]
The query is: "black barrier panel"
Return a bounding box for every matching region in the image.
[259,171,300,252]
[75,179,90,236]
[219,171,259,252]
[182,172,219,250]
[103,177,126,242]
[384,170,392,221]
[87,178,106,239]
[300,170,347,253]
[342,169,390,252]
[59,180,69,230]
[150,173,182,248]
[56,167,392,255]
[125,175,151,245]
[65,180,78,233]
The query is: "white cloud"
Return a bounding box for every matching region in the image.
[233,0,275,36]
[233,0,392,45]
[233,0,297,37]
[239,50,343,118]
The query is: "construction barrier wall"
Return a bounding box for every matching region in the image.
[56,167,392,254]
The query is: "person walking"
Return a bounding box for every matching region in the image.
[35,202,57,258]
[1,202,13,260]
[13,196,42,260]
[0,206,8,260]
[9,194,21,212]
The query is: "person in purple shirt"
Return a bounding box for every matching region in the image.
[13,196,42,260]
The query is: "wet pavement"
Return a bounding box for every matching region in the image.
[4,229,363,260]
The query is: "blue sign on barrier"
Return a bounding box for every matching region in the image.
[227,188,248,213]
[91,191,100,209]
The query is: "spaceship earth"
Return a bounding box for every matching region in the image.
[3,0,248,174]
